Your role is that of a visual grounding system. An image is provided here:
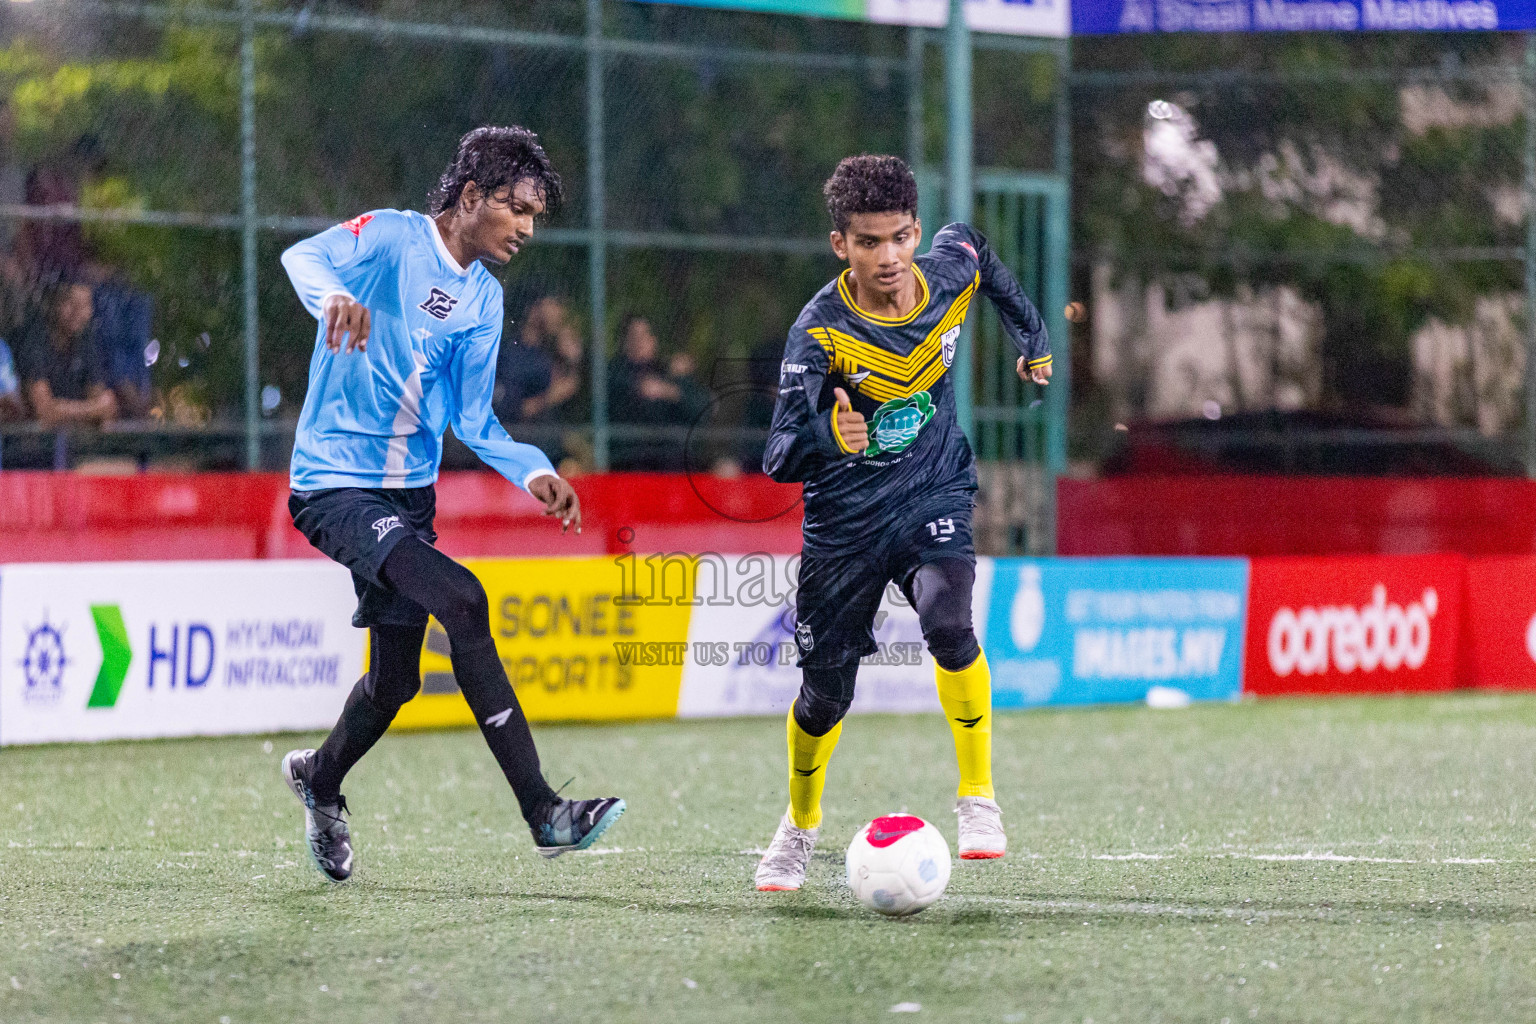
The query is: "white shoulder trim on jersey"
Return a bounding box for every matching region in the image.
[428,215,470,277]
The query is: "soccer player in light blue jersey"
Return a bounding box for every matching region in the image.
[278,126,624,881]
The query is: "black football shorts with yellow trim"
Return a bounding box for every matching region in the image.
[289,485,438,628]
[792,498,974,668]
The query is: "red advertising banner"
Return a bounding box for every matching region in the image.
[1244,555,1465,696]
[1461,557,1536,690]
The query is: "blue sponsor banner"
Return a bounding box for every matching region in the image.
[1072,0,1533,34]
[986,558,1249,708]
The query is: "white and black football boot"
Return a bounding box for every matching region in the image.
[281,748,354,882]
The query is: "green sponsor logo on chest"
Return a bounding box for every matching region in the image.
[866,391,935,456]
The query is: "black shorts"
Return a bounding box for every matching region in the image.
[792,499,975,668]
[289,486,438,629]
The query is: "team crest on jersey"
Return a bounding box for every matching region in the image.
[940,325,961,368]
[866,391,936,457]
[418,287,458,320]
[340,213,374,237]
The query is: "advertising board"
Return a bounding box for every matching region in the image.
[391,556,696,729]
[675,555,994,718]
[633,0,1070,37]
[1072,0,1534,34]
[1243,555,1464,696]
[0,561,364,745]
[1461,556,1536,690]
[985,557,1249,707]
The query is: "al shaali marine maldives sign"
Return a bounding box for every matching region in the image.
[1072,0,1531,32]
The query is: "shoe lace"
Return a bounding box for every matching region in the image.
[957,800,1003,839]
[313,795,349,835]
[767,822,815,864]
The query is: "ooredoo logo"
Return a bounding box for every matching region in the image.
[1267,585,1438,677]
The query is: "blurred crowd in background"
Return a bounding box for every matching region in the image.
[0,99,155,434]
[0,88,765,474]
[494,293,775,475]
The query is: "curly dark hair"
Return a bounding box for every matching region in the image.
[823,154,918,233]
[427,125,564,217]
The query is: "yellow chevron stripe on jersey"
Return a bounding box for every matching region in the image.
[825,276,978,378]
[836,264,931,326]
[809,274,981,400]
[908,353,950,396]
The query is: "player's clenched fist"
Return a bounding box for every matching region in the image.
[529,473,582,534]
[1016,356,1051,386]
[832,386,869,454]
[323,293,372,353]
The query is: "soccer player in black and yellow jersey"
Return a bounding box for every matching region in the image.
[754,155,1051,891]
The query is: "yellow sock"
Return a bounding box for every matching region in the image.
[786,703,843,830]
[936,650,994,800]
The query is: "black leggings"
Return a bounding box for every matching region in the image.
[793,557,981,738]
[359,622,428,714]
[310,538,558,821]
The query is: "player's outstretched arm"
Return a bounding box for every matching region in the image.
[448,317,572,527]
[763,325,864,481]
[933,223,1051,386]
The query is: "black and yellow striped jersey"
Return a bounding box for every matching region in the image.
[763,222,1050,555]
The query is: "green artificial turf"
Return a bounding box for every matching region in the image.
[5,694,1536,1023]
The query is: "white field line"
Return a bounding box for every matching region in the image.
[737,847,1525,865]
[944,895,1335,921]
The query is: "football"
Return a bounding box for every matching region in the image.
[845,814,952,916]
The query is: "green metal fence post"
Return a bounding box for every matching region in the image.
[907,26,924,169]
[945,0,974,442]
[240,0,259,470]
[588,0,610,471]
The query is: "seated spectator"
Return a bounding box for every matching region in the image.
[523,322,586,423]
[87,265,153,418]
[609,314,682,424]
[18,281,117,427]
[494,295,561,423]
[14,148,90,289]
[0,336,25,421]
[665,348,712,426]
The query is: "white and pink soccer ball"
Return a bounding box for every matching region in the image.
[845,814,952,916]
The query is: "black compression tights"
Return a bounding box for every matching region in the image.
[310,538,558,822]
[792,558,982,738]
[310,622,426,803]
[906,557,982,672]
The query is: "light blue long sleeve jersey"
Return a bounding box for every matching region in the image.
[281,208,556,492]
